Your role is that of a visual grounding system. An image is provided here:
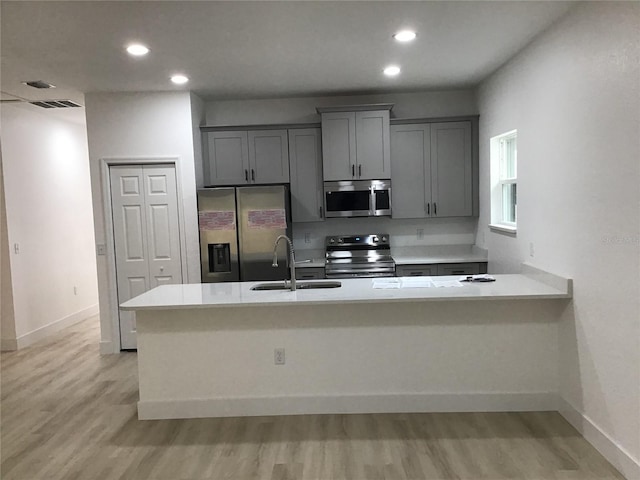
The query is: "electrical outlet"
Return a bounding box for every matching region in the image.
[274,348,285,365]
[417,228,424,240]
[96,244,107,256]
[73,286,78,296]
[529,242,535,257]
[304,232,311,244]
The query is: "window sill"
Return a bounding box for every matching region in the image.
[489,224,517,236]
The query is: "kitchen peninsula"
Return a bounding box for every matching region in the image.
[122,264,572,420]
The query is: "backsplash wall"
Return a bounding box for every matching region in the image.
[292,217,477,250]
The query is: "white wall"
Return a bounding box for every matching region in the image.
[206,89,477,126]
[84,91,201,353]
[0,104,99,350]
[476,3,640,477]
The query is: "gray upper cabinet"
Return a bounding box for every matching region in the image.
[430,121,472,217]
[390,124,431,219]
[391,120,473,218]
[320,112,356,181]
[205,131,250,186]
[319,105,391,181]
[289,128,324,222]
[248,130,290,184]
[355,110,391,179]
[205,129,289,186]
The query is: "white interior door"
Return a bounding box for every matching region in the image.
[110,164,182,349]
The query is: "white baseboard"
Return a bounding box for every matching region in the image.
[6,304,99,350]
[139,391,558,420]
[559,397,640,480]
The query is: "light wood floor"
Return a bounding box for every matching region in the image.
[1,317,625,480]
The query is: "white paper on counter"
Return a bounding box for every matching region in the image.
[399,277,434,288]
[372,277,436,289]
[372,278,401,289]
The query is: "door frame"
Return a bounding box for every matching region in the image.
[101,157,188,352]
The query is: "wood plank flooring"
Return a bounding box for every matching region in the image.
[1,317,625,480]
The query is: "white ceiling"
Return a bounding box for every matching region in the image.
[1,1,576,106]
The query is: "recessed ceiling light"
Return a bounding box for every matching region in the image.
[383,65,401,77]
[171,74,189,85]
[126,44,149,56]
[393,30,417,43]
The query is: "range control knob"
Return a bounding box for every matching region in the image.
[338,238,344,243]
[329,237,335,244]
[382,236,388,242]
[373,236,379,242]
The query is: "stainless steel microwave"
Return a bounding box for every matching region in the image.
[323,180,391,218]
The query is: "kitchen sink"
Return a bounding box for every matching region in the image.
[250,281,342,291]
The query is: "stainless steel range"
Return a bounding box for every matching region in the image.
[325,234,395,278]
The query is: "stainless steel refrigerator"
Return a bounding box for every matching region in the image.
[198,185,292,283]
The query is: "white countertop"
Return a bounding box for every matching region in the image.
[294,245,488,268]
[121,268,571,311]
[391,245,488,265]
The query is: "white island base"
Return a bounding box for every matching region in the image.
[123,264,572,420]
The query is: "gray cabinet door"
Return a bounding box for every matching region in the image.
[355,110,390,179]
[205,131,250,186]
[430,121,472,217]
[248,130,290,184]
[390,124,431,218]
[295,267,325,280]
[289,128,324,222]
[396,264,437,277]
[437,263,481,276]
[321,112,356,181]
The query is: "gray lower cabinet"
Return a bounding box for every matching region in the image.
[396,262,487,277]
[288,128,324,222]
[204,129,289,186]
[437,263,481,276]
[391,121,473,218]
[395,264,437,277]
[295,267,325,280]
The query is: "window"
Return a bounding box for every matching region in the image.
[490,130,517,233]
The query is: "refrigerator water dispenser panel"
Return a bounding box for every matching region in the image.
[208,243,231,273]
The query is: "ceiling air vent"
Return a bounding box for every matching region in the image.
[30,100,82,109]
[22,80,56,89]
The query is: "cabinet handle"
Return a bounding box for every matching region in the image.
[319,206,323,218]
[434,203,437,216]
[426,203,430,215]
[244,169,248,182]
[251,169,255,181]
[351,165,355,177]
[358,164,362,177]
[451,270,465,274]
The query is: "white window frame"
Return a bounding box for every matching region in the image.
[490,130,517,234]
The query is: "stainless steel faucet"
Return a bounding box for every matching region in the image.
[272,235,296,291]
